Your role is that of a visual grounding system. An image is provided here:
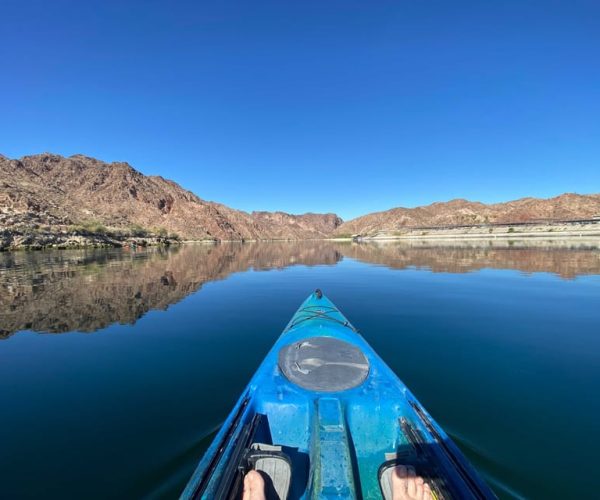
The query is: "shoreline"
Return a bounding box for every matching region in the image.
[348,221,600,242]
[355,230,600,241]
[2,221,599,252]
[0,230,182,252]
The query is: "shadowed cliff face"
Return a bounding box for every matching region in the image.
[1,241,599,337]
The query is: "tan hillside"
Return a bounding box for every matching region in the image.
[335,195,600,236]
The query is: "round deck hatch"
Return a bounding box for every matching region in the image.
[278,336,369,392]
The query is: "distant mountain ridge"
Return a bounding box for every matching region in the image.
[1,152,599,243]
[0,153,342,241]
[335,194,600,236]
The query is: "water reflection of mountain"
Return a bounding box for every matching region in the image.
[0,242,342,337]
[342,240,600,279]
[1,240,599,337]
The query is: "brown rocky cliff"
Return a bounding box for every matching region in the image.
[0,153,342,241]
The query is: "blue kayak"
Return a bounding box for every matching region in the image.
[182,290,496,499]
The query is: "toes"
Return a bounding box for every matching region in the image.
[242,473,251,500]
[416,481,423,499]
[244,471,266,500]
[390,465,408,498]
[246,471,264,491]
[390,465,432,500]
[423,482,433,500]
[406,466,417,496]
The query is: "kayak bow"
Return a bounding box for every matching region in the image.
[182,290,496,499]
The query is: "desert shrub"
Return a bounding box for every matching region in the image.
[72,221,108,235]
[128,224,148,237]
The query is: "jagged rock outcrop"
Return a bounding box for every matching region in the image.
[0,153,342,244]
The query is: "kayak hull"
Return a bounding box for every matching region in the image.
[182,291,496,499]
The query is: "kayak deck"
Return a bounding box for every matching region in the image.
[182,290,495,499]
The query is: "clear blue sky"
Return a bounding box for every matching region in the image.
[1,1,599,220]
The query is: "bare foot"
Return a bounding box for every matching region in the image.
[242,470,266,500]
[390,465,433,500]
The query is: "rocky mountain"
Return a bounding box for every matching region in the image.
[0,153,342,242]
[335,194,600,236]
[2,153,599,245]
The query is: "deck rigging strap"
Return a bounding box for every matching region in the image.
[284,305,357,332]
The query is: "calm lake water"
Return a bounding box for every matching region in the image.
[1,240,599,499]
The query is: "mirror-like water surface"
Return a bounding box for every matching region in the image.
[1,241,599,498]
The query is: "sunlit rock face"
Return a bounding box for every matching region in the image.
[0,153,342,243]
